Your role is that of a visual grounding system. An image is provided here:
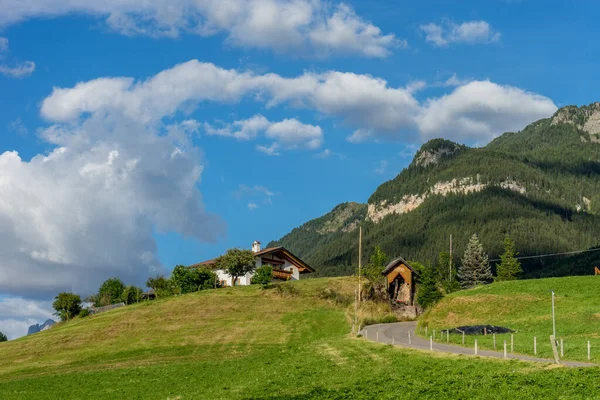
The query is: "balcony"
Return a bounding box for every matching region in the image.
[272,268,293,280]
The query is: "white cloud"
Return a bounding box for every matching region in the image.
[41,59,557,148]
[265,119,322,149]
[7,117,28,135]
[1,76,225,304]
[0,1,399,58]
[0,61,35,78]
[205,114,322,152]
[313,148,344,159]
[418,80,557,142]
[374,160,388,174]
[236,185,276,208]
[421,20,500,47]
[256,143,280,156]
[0,297,54,340]
[204,115,270,141]
[0,37,35,78]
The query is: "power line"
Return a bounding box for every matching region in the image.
[489,247,600,262]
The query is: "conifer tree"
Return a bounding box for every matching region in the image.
[458,234,493,288]
[496,235,522,281]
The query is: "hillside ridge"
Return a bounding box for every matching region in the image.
[270,103,600,277]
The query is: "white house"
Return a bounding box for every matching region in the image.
[190,241,315,286]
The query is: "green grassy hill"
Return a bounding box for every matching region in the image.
[270,104,600,277]
[1,278,600,399]
[421,276,600,362]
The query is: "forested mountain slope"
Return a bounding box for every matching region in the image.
[269,103,600,277]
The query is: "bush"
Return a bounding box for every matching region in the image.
[78,309,90,318]
[0,332,7,342]
[275,283,298,297]
[252,265,273,287]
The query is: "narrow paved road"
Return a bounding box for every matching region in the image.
[360,322,596,368]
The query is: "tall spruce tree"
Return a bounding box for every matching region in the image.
[496,235,522,281]
[458,234,493,288]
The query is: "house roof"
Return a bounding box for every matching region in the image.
[188,246,315,273]
[381,257,419,276]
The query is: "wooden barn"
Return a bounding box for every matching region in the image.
[382,257,419,306]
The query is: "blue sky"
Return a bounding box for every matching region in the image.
[0,0,599,338]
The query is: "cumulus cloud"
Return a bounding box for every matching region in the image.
[0,1,399,58]
[418,80,557,142]
[421,20,500,47]
[205,114,322,153]
[41,59,557,145]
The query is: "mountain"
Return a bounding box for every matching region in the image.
[269,103,600,277]
[27,319,56,335]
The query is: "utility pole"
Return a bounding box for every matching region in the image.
[358,226,363,303]
[449,234,453,281]
[550,290,556,338]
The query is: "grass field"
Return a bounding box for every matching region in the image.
[421,276,600,362]
[1,277,600,399]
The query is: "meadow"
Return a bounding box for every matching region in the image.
[1,277,599,399]
[421,276,600,362]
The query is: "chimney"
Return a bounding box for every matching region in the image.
[252,240,261,253]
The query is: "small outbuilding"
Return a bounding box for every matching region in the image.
[382,257,419,306]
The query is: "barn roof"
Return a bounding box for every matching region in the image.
[381,257,419,276]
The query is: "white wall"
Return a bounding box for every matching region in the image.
[215,252,300,286]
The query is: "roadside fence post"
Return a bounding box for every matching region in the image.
[588,341,591,361]
[430,336,433,351]
[493,333,496,350]
[475,339,478,355]
[446,330,449,343]
[462,332,465,345]
[511,334,514,352]
[376,331,379,342]
[504,341,507,359]
[392,336,395,345]
[534,337,537,355]
[408,333,412,345]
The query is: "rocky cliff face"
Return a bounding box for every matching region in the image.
[27,319,56,335]
[551,102,600,138]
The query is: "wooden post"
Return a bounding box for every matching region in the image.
[376,331,379,342]
[449,234,453,281]
[511,334,514,352]
[462,331,465,345]
[474,339,478,355]
[588,341,591,361]
[484,327,487,336]
[560,338,564,358]
[493,333,496,350]
[408,333,411,345]
[430,336,433,351]
[446,330,449,343]
[504,341,507,359]
[550,335,561,364]
[358,227,362,303]
[392,336,395,345]
[534,337,537,355]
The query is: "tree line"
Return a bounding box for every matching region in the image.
[359,234,522,310]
